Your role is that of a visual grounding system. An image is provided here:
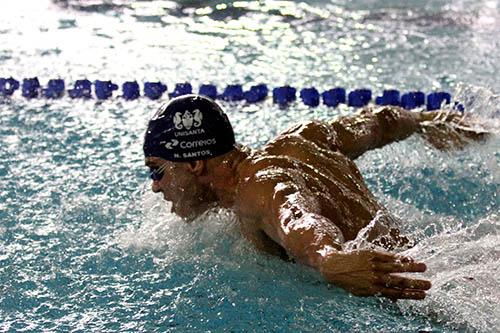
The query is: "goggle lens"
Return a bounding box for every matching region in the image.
[149,167,164,181]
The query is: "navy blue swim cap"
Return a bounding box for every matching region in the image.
[143,95,236,162]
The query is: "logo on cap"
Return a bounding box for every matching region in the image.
[165,139,179,150]
[174,109,203,130]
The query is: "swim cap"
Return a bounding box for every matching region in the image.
[143,94,236,162]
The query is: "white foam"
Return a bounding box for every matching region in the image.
[399,214,500,331]
[116,184,251,266]
[341,199,499,331]
[452,82,500,133]
[352,99,500,330]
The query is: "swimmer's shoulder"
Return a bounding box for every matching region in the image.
[260,128,354,175]
[262,120,359,164]
[235,161,298,216]
[235,163,305,256]
[269,120,335,151]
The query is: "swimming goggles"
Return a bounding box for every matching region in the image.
[149,166,166,181]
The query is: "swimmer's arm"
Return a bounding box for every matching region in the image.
[241,179,432,300]
[328,106,488,158]
[255,180,345,267]
[328,106,422,159]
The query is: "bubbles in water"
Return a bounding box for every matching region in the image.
[452,82,500,132]
[342,209,410,252]
[399,214,500,332]
[116,185,247,266]
[355,99,499,330]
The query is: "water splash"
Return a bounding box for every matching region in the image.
[342,209,411,252]
[353,86,499,330]
[452,82,500,132]
[340,189,499,331]
[399,214,500,332]
[116,185,247,266]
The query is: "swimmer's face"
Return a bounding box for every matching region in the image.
[145,156,212,220]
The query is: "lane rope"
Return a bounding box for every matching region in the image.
[0,77,460,111]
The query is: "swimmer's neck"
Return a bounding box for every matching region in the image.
[200,145,251,208]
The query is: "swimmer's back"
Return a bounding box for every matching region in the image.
[242,121,383,241]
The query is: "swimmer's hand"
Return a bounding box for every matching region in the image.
[417,110,489,150]
[319,249,431,300]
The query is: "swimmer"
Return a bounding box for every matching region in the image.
[143,95,487,300]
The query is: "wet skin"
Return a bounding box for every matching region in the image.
[145,106,486,300]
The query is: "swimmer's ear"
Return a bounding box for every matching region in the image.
[186,160,205,176]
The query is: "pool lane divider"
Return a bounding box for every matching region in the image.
[0,77,460,111]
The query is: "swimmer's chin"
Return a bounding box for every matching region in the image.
[163,194,190,219]
[170,201,199,222]
[170,201,217,222]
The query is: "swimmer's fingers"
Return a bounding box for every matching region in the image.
[419,111,440,123]
[373,260,426,273]
[376,274,431,291]
[420,110,463,123]
[378,287,427,300]
[370,251,414,264]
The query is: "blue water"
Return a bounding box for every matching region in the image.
[1,0,499,332]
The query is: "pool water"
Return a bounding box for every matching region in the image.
[1,0,499,332]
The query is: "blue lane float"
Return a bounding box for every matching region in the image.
[220,85,244,101]
[169,83,192,99]
[69,79,92,99]
[454,102,465,113]
[0,77,20,96]
[348,89,372,107]
[244,84,268,103]
[122,81,140,100]
[375,90,400,106]
[427,92,451,111]
[22,78,41,98]
[401,91,425,110]
[300,88,320,107]
[95,80,118,100]
[199,84,217,100]
[0,77,456,111]
[43,79,65,99]
[273,86,296,105]
[144,82,167,100]
[322,88,346,107]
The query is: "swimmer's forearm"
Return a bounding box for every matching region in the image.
[277,213,345,269]
[330,106,475,158]
[331,106,421,159]
[270,201,432,300]
[268,185,345,269]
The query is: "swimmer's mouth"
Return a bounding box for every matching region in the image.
[162,192,171,201]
